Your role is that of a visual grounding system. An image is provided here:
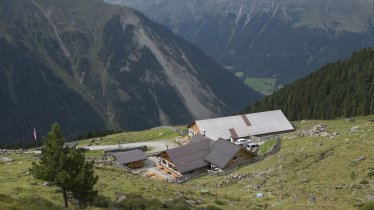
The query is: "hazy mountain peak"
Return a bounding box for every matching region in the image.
[0,0,259,144]
[109,0,374,84]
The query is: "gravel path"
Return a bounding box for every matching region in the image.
[81,139,179,153]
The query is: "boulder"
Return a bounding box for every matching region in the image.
[350,126,361,133]
[355,156,366,162]
[117,195,127,203]
[298,124,328,137]
[299,178,309,183]
[320,132,331,137]
[0,157,14,162]
[366,194,374,201]
[186,200,197,205]
[307,194,316,203]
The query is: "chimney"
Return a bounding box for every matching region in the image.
[165,144,169,150]
[202,130,206,136]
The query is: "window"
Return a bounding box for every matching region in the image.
[161,159,166,165]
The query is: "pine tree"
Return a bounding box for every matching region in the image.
[30,123,98,208]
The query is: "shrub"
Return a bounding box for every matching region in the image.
[0,194,64,210]
[204,205,223,210]
[164,196,191,210]
[114,193,163,210]
[358,202,374,210]
[214,199,225,205]
[92,194,112,208]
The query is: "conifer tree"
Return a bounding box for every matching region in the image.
[30,123,98,208]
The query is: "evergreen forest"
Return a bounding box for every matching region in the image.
[245,48,374,120]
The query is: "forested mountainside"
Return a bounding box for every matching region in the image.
[107,0,374,85]
[244,48,374,120]
[0,0,260,145]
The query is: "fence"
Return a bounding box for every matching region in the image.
[250,134,279,142]
[175,169,207,183]
[114,161,133,172]
[86,156,113,165]
[207,137,281,176]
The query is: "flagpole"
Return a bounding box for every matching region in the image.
[33,128,37,149]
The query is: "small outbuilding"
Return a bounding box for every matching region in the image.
[113,150,147,169]
[205,139,257,169]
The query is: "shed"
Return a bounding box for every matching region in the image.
[205,139,257,169]
[113,150,147,169]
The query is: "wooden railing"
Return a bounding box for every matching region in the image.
[175,169,207,183]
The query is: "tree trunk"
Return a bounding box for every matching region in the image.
[62,188,68,208]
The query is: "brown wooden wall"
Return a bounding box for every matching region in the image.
[188,122,200,134]
[126,160,144,169]
[225,149,257,168]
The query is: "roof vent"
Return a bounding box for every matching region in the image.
[182,161,184,166]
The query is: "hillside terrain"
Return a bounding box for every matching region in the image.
[245,48,374,121]
[107,0,374,85]
[0,0,260,145]
[0,115,373,209]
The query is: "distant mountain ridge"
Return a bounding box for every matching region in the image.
[107,0,374,84]
[0,0,260,145]
[244,48,374,120]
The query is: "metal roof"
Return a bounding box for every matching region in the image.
[189,134,215,146]
[194,110,294,140]
[113,150,147,165]
[204,139,241,169]
[166,140,211,174]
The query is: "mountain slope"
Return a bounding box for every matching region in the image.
[0,0,260,145]
[1,115,374,209]
[106,0,374,84]
[244,48,374,120]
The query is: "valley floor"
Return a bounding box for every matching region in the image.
[0,116,373,209]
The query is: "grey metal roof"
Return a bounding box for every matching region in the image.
[194,110,294,140]
[166,140,211,174]
[190,134,211,143]
[204,139,241,169]
[113,149,147,165]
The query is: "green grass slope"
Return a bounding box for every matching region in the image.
[0,116,373,209]
[77,127,181,146]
